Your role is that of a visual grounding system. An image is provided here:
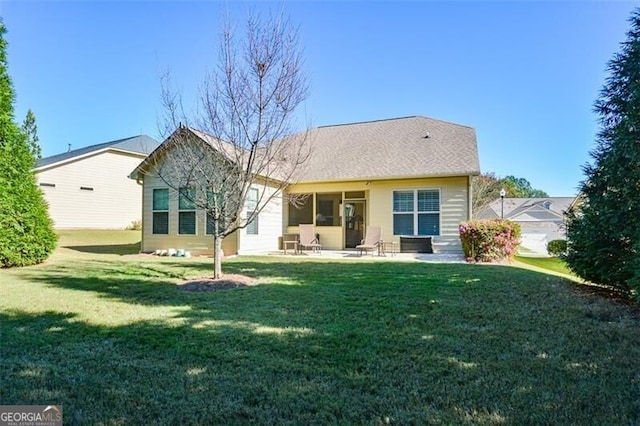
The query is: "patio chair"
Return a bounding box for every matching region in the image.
[298,224,321,253]
[356,226,382,256]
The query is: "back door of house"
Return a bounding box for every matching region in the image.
[344,201,365,248]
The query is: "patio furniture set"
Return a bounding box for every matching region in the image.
[282,225,396,256]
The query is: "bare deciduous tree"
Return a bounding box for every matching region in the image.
[147,13,310,278]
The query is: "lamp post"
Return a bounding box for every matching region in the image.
[500,188,506,219]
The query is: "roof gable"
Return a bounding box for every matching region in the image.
[130,128,245,180]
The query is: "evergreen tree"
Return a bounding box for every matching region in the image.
[565,9,640,296]
[0,19,56,267]
[22,109,41,160]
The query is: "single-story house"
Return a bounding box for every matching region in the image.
[476,197,575,255]
[36,135,160,229]
[130,116,480,255]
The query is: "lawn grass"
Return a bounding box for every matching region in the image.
[1,231,640,424]
[514,255,574,276]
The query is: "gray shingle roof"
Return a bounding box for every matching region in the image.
[36,135,160,170]
[132,116,479,183]
[296,116,480,182]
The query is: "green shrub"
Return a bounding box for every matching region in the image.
[459,219,521,263]
[547,239,567,257]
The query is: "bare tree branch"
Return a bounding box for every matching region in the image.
[148,11,310,278]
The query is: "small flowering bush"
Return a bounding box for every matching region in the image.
[459,219,521,263]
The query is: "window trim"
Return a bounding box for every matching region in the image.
[392,188,441,236]
[246,187,259,235]
[152,188,169,235]
[315,192,342,227]
[287,193,314,226]
[178,187,197,235]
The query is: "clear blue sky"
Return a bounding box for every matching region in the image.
[1,1,636,196]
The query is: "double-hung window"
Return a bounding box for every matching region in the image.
[246,188,259,235]
[178,187,196,235]
[152,188,169,234]
[393,189,440,236]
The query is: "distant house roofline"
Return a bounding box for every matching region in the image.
[477,197,576,220]
[36,135,160,172]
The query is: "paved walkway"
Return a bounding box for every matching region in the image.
[263,250,466,263]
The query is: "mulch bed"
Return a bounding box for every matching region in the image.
[573,282,640,315]
[177,274,258,292]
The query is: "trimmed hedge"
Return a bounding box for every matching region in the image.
[459,219,521,263]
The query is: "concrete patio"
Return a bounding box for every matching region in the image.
[264,249,466,263]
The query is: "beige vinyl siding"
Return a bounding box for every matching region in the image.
[36,150,146,229]
[141,173,283,256]
[370,177,468,253]
[141,173,238,256]
[238,185,283,254]
[286,176,469,252]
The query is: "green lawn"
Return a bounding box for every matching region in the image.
[1,232,640,424]
[514,255,574,276]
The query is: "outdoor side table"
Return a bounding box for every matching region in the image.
[380,241,397,257]
[283,240,299,255]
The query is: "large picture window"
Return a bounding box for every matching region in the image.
[288,194,313,226]
[152,188,169,234]
[393,189,440,236]
[246,188,259,235]
[178,187,196,235]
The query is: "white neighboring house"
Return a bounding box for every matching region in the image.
[476,197,575,255]
[35,135,160,229]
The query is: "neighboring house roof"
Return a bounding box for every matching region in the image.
[476,197,576,221]
[36,135,160,171]
[131,116,480,183]
[297,116,480,182]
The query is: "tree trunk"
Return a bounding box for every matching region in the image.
[213,235,223,279]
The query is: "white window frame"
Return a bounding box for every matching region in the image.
[246,188,259,235]
[152,188,169,235]
[178,187,197,236]
[392,189,441,236]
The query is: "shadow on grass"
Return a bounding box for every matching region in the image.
[26,259,491,307]
[3,280,640,426]
[9,258,640,423]
[64,242,141,255]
